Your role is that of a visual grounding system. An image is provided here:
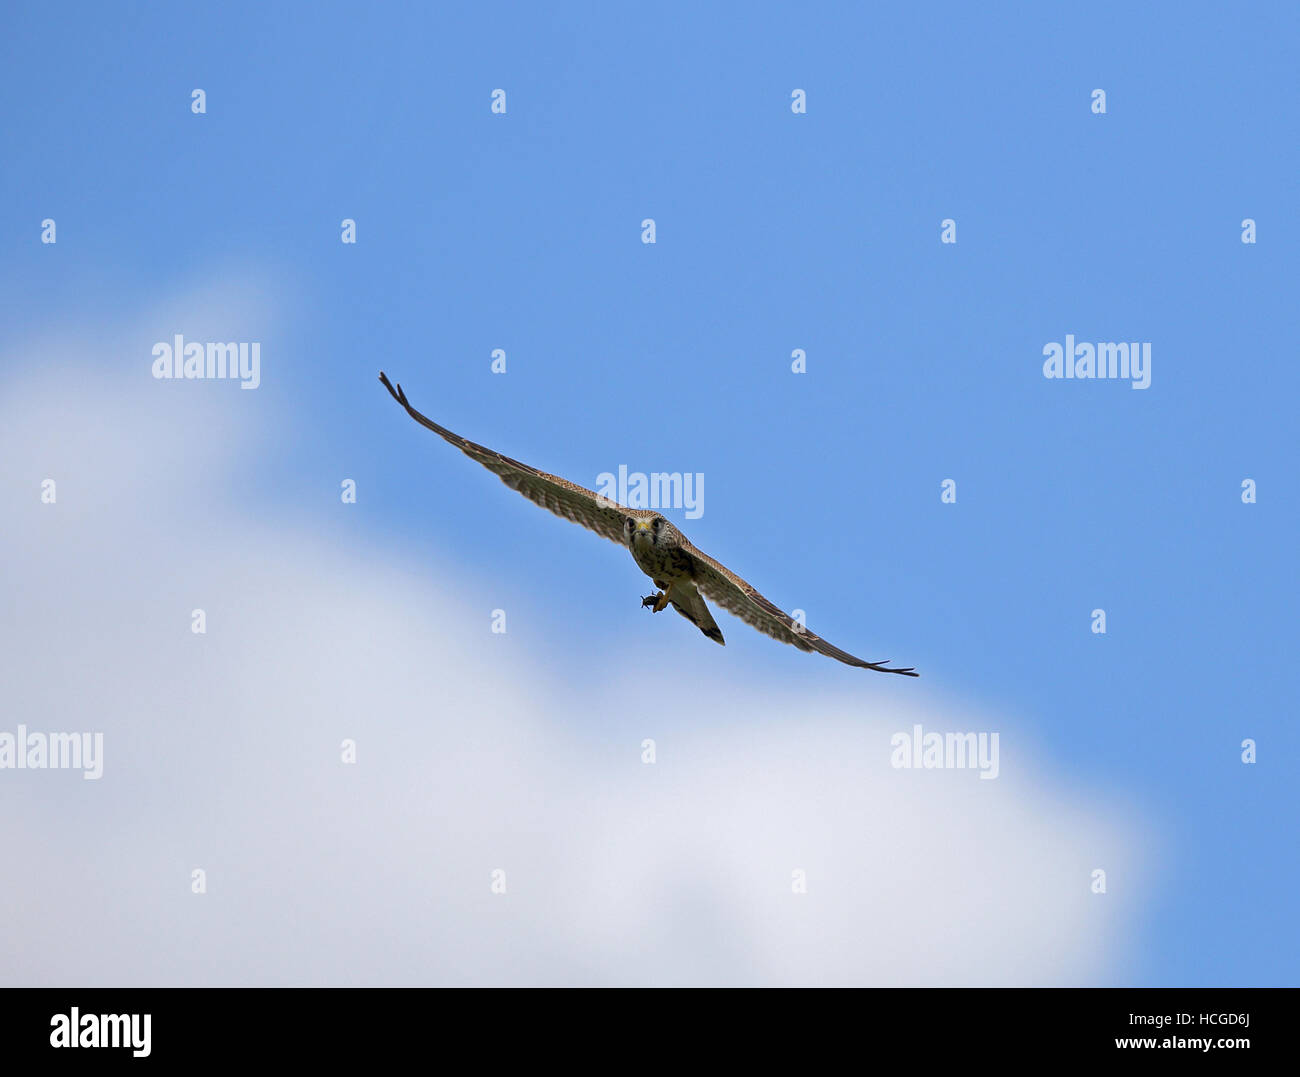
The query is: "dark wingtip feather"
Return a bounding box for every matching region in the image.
[377,371,408,406]
[864,658,919,676]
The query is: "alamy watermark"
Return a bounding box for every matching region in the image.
[50,1008,150,1057]
[151,334,261,389]
[595,465,704,519]
[0,725,103,779]
[1042,335,1151,390]
[890,723,999,780]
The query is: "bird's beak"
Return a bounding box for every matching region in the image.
[635,520,652,532]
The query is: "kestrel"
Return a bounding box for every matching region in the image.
[378,373,918,676]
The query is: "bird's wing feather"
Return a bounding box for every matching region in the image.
[379,372,649,545]
[683,542,918,676]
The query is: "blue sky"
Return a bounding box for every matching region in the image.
[2,3,1296,985]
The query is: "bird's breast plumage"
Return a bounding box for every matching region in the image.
[629,538,692,582]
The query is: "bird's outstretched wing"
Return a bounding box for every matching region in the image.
[378,372,650,544]
[682,542,919,676]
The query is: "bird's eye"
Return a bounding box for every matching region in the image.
[652,516,662,529]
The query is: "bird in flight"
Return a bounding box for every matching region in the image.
[378,373,917,676]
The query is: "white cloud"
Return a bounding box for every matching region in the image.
[0,300,1151,986]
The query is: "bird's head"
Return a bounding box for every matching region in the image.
[624,514,680,550]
